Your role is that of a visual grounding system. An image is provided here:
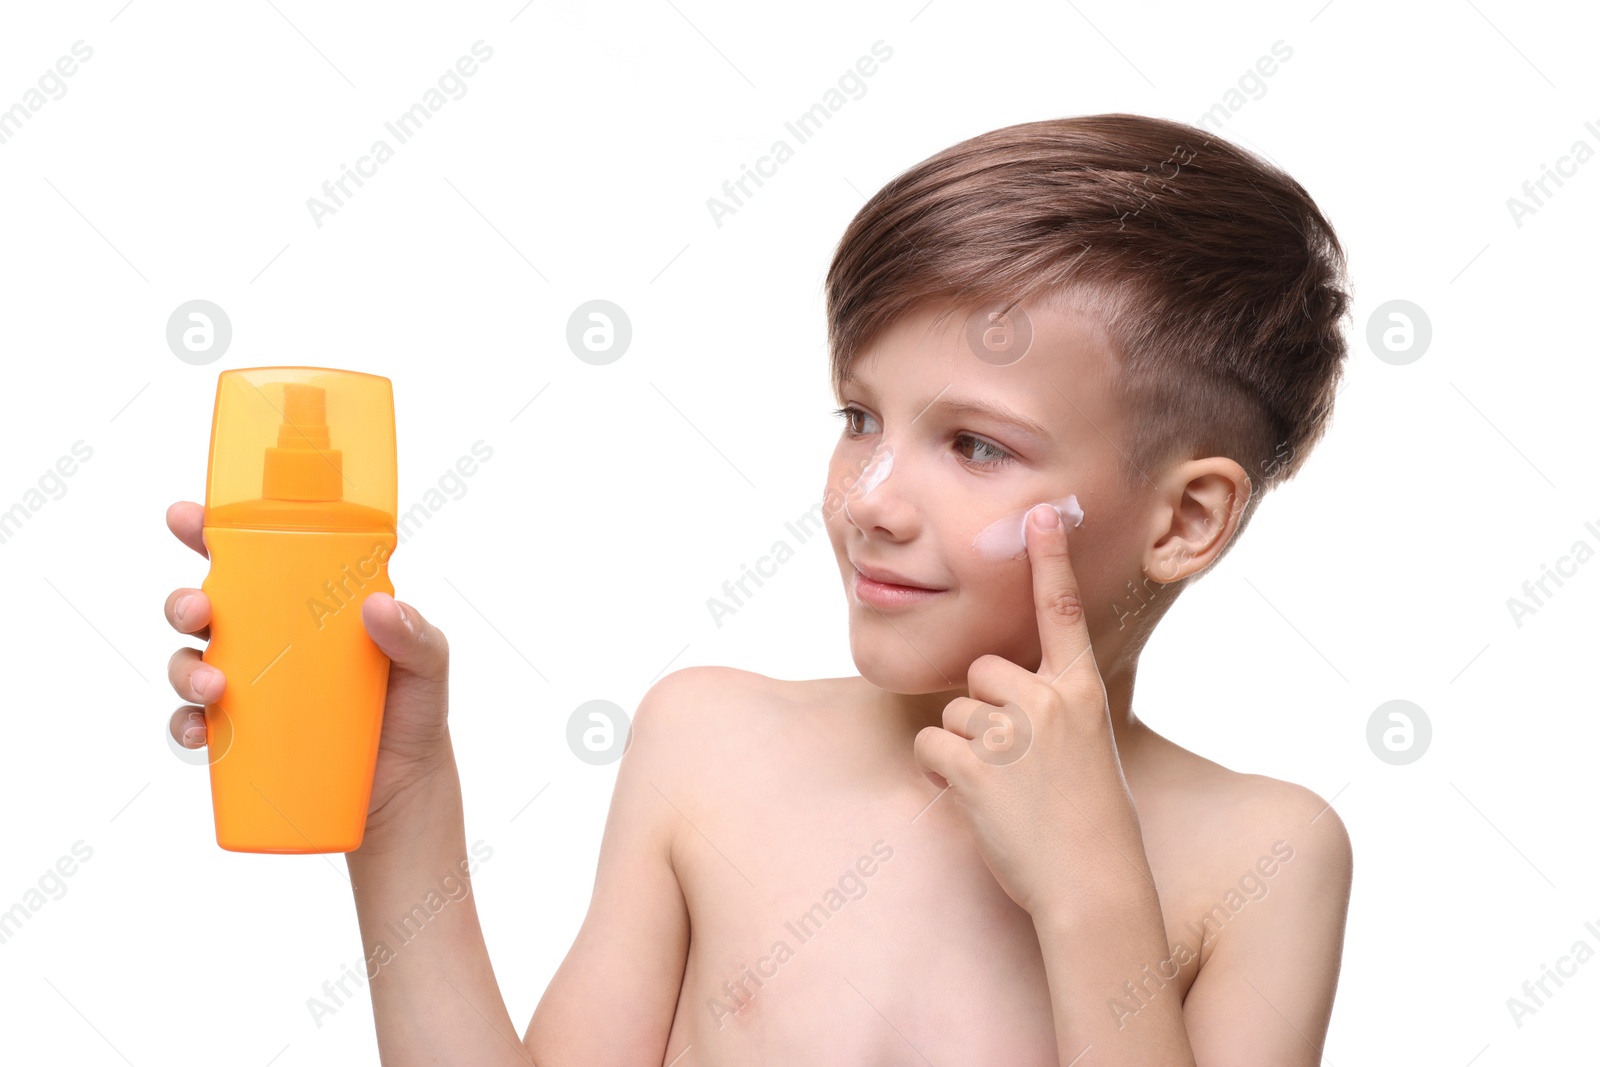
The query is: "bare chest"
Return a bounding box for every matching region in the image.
[661,780,1063,1066]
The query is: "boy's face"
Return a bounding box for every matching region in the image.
[824,297,1152,695]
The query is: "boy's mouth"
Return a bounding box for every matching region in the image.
[850,560,948,609]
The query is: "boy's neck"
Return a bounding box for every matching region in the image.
[878,660,1146,761]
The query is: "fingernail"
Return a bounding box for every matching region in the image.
[175,594,193,622]
[193,668,218,699]
[184,725,206,747]
[396,601,412,633]
[1030,503,1060,529]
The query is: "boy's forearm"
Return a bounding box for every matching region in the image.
[1033,884,1197,1067]
[345,737,532,1066]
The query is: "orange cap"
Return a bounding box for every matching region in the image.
[204,367,397,532]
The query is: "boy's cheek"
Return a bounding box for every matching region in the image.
[953,577,1046,664]
[822,475,850,538]
[822,481,856,568]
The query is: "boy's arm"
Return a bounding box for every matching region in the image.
[524,668,696,1063]
[348,670,696,1066]
[1180,792,1354,1065]
[346,740,535,1065]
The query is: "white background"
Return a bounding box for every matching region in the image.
[0,0,1595,1063]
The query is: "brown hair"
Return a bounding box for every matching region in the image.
[824,113,1352,527]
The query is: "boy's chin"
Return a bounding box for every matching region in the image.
[849,634,963,696]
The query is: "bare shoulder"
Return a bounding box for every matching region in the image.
[1137,729,1350,849]
[637,664,776,713]
[1242,774,1347,882]
[1140,737,1356,1051]
[629,665,829,762]
[620,667,848,883]
[635,665,815,719]
[1205,768,1353,925]
[1132,732,1353,925]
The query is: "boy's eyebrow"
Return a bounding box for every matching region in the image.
[921,396,1053,440]
[841,373,1052,440]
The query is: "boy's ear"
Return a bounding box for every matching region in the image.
[1144,457,1251,583]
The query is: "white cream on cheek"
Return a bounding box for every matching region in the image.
[842,444,894,524]
[970,494,1085,561]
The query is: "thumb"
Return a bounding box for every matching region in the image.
[362,592,450,685]
[913,725,970,792]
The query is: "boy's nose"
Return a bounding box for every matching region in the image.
[842,444,905,533]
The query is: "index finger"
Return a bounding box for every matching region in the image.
[166,501,208,559]
[1023,501,1095,686]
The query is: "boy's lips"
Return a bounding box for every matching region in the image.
[850,560,944,590]
[850,560,948,609]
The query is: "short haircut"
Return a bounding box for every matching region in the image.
[824,113,1353,529]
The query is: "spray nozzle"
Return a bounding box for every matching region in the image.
[278,383,331,449]
[263,383,342,501]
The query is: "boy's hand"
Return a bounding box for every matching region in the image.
[913,502,1153,923]
[162,500,454,847]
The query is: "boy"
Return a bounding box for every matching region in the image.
[164,112,1354,1065]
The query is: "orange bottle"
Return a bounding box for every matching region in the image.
[199,367,398,853]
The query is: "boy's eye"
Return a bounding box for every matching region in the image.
[832,405,880,436]
[954,433,1014,469]
[834,406,1014,468]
